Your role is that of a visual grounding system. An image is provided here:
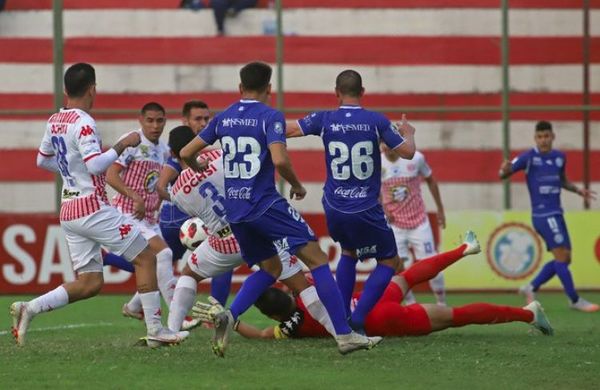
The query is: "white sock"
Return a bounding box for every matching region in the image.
[156,248,178,305]
[126,292,142,313]
[28,286,69,315]
[403,290,417,305]
[429,272,446,305]
[139,291,162,334]
[299,286,336,337]
[168,275,197,331]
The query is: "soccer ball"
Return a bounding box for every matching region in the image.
[179,218,208,250]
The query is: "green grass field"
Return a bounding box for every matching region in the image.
[1,292,599,389]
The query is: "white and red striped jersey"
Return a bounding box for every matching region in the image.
[39,108,109,221]
[171,150,240,254]
[112,129,169,225]
[381,151,432,230]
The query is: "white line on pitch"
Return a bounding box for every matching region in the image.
[0,322,115,336]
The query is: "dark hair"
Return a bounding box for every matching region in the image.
[335,69,363,97]
[182,100,209,117]
[240,62,272,92]
[64,63,96,98]
[168,126,196,159]
[535,121,553,132]
[255,287,295,318]
[141,102,166,116]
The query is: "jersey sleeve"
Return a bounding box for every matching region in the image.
[510,150,530,173]
[198,117,218,145]
[38,129,55,157]
[418,152,433,178]
[165,156,182,174]
[266,111,287,146]
[297,111,324,136]
[76,117,103,163]
[379,116,405,149]
[113,133,134,167]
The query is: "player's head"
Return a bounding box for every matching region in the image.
[64,63,96,103]
[534,120,554,152]
[139,102,166,144]
[182,100,210,134]
[255,287,296,321]
[335,69,364,100]
[168,125,196,159]
[239,62,272,102]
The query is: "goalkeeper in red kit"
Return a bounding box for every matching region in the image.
[194,231,553,339]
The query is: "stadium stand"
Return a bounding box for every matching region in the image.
[0,0,598,213]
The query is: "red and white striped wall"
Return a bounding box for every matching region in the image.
[1,1,598,213]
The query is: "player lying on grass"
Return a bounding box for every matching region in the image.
[194,231,553,339]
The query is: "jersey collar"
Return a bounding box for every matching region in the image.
[339,105,362,109]
[240,99,260,103]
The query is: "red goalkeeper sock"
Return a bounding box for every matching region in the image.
[452,303,533,327]
[402,244,467,288]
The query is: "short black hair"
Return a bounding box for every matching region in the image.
[168,126,196,159]
[535,120,553,132]
[336,69,363,97]
[182,100,209,117]
[240,62,272,92]
[255,287,295,318]
[141,102,166,116]
[64,63,96,98]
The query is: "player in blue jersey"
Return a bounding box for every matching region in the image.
[180,62,381,356]
[499,120,598,312]
[155,100,233,306]
[286,69,416,332]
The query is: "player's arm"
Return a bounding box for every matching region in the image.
[560,172,597,201]
[36,153,59,173]
[180,137,210,173]
[106,162,145,220]
[498,160,514,179]
[499,151,528,180]
[285,120,305,138]
[424,174,446,229]
[156,165,178,201]
[269,142,306,200]
[393,114,416,159]
[84,132,141,176]
[235,321,277,339]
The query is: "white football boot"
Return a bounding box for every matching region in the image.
[335,331,382,355]
[523,300,554,336]
[10,301,35,346]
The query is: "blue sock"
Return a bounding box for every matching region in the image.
[229,270,275,320]
[102,252,135,273]
[350,263,395,328]
[531,260,556,291]
[311,264,352,335]
[335,254,358,318]
[210,271,233,306]
[553,261,579,303]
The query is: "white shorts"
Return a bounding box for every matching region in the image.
[61,205,147,273]
[392,219,437,260]
[127,217,162,241]
[188,241,302,281]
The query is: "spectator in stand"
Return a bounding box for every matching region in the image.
[180,0,258,36]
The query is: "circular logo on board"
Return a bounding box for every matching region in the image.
[486,222,542,280]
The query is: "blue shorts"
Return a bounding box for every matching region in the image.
[159,203,190,261]
[229,199,317,266]
[532,213,571,251]
[323,201,397,261]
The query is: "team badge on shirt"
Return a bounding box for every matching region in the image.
[274,122,284,134]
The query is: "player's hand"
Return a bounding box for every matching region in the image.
[499,159,512,177]
[437,210,446,229]
[132,195,146,220]
[289,185,307,200]
[578,188,597,202]
[396,114,416,137]
[192,296,225,323]
[122,132,141,148]
[189,157,209,173]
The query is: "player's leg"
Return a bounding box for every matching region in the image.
[168,264,203,332]
[335,249,358,317]
[425,300,553,335]
[399,230,480,294]
[147,231,178,306]
[392,224,416,304]
[210,271,233,306]
[102,252,135,272]
[553,248,599,312]
[10,232,104,346]
[411,220,446,305]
